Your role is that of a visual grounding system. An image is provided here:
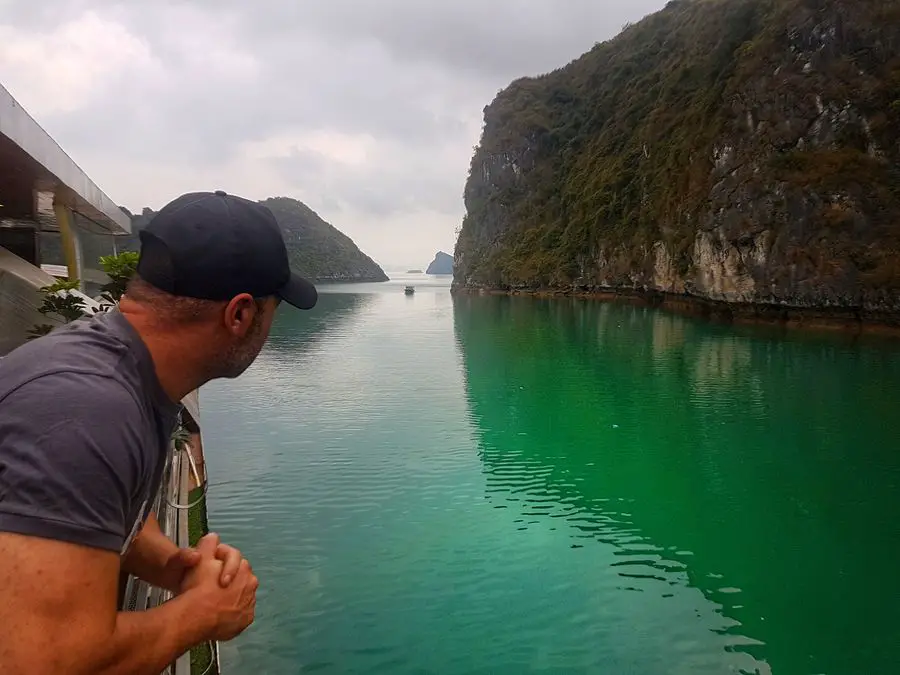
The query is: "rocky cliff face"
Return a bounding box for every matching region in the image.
[260,198,388,283]
[454,0,900,321]
[123,197,388,284]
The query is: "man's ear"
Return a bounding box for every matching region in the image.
[223,293,258,337]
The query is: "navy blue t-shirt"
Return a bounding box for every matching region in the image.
[0,310,181,554]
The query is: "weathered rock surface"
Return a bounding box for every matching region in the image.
[453,0,900,324]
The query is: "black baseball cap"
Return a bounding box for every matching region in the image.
[137,190,317,310]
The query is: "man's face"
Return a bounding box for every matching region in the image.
[216,296,280,379]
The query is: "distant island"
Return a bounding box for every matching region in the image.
[407,269,423,274]
[453,0,900,326]
[121,196,388,283]
[425,251,453,275]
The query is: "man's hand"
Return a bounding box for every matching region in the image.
[180,533,259,642]
[210,535,245,587]
[160,547,201,591]
[175,533,247,589]
[123,514,248,592]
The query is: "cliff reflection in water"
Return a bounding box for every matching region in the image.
[238,292,375,413]
[453,294,900,675]
[263,291,375,357]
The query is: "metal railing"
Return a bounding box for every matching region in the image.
[120,433,220,674]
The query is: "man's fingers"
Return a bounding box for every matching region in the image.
[177,547,201,567]
[215,543,245,586]
[195,532,221,558]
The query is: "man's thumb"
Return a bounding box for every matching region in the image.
[176,547,202,567]
[195,532,221,558]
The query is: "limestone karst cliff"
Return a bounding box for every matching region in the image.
[122,197,388,283]
[454,0,900,322]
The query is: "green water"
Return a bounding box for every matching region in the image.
[201,278,900,675]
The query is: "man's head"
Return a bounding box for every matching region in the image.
[121,190,317,382]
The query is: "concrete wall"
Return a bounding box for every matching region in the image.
[0,246,97,356]
[0,246,63,355]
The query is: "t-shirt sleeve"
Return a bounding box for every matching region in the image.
[0,372,145,552]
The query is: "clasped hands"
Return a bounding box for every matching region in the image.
[122,521,259,641]
[163,533,259,642]
[162,532,250,593]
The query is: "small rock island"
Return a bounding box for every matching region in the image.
[426,251,454,275]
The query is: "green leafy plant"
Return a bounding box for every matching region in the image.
[171,423,192,453]
[28,279,89,339]
[29,251,138,339]
[98,250,139,306]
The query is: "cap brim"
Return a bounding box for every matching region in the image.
[278,273,318,310]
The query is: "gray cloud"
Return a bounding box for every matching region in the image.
[0,0,667,268]
[269,137,467,220]
[161,0,667,77]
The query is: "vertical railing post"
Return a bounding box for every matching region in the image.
[53,201,84,291]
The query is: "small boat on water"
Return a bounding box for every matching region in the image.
[404,285,415,295]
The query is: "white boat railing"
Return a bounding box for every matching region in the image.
[119,435,193,675]
[119,405,219,675]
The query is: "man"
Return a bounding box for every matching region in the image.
[0,191,317,674]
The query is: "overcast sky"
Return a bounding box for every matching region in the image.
[0,0,664,270]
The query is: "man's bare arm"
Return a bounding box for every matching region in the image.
[0,531,256,675]
[121,513,184,592]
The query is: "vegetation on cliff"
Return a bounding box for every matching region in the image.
[455,0,900,314]
[121,197,387,283]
